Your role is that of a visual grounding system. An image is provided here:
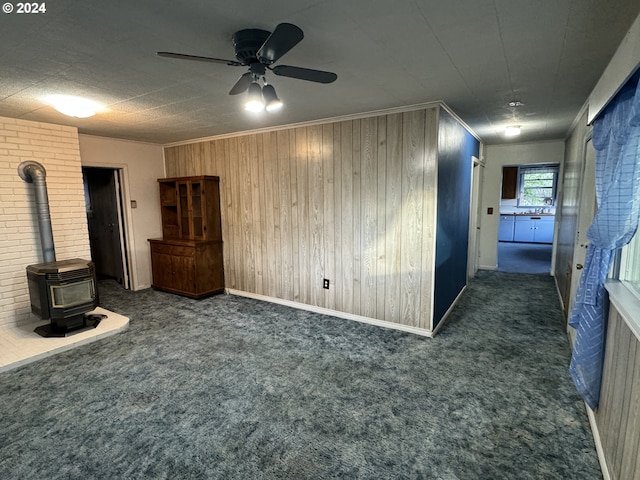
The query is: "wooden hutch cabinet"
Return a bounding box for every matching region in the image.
[149,176,224,298]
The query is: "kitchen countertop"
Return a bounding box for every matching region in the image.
[500,213,555,216]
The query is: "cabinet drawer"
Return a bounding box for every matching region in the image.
[515,215,554,222]
[150,243,195,257]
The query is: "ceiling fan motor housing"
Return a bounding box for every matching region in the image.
[232,29,271,65]
[158,23,336,96]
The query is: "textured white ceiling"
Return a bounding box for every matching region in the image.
[1,0,638,145]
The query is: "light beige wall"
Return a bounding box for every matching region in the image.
[0,116,90,327]
[478,140,565,270]
[165,108,440,332]
[78,135,164,290]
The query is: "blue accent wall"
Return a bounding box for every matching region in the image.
[434,109,480,327]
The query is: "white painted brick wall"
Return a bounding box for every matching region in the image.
[0,116,90,327]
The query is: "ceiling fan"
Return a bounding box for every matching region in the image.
[157,23,337,110]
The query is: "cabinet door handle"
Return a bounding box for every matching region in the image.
[576,264,584,270]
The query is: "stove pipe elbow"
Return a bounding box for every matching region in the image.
[18,161,56,263]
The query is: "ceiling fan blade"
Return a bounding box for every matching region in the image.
[271,65,337,84]
[157,51,243,66]
[256,23,304,64]
[229,72,253,95]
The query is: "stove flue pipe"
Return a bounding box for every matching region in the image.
[18,161,56,263]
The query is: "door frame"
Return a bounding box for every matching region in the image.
[82,163,136,290]
[568,132,597,317]
[468,155,483,278]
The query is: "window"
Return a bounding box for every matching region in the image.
[517,165,559,207]
[619,231,640,300]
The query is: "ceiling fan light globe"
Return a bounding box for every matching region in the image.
[244,82,265,112]
[266,100,283,112]
[262,84,283,112]
[244,99,265,112]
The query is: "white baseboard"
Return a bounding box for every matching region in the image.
[553,277,566,315]
[478,265,497,271]
[430,285,467,336]
[585,405,611,480]
[225,289,434,338]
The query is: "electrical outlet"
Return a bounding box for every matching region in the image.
[323,278,330,289]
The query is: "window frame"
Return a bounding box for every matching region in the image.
[617,232,640,302]
[516,164,559,208]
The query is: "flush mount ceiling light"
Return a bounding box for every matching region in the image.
[505,100,524,136]
[45,95,103,118]
[505,125,521,137]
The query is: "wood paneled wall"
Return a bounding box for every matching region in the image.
[165,107,440,331]
[595,304,640,480]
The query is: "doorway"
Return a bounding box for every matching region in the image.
[497,163,558,274]
[82,167,130,289]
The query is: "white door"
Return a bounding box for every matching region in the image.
[569,138,597,312]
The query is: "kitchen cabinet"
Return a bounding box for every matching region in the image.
[514,215,555,243]
[499,215,515,241]
[150,175,224,298]
[501,166,518,199]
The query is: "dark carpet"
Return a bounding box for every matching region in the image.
[498,242,553,274]
[0,272,601,479]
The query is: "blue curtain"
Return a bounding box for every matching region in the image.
[569,72,640,410]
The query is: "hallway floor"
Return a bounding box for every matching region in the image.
[497,241,553,274]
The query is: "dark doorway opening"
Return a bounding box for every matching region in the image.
[82,167,129,289]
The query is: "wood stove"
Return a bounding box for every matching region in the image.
[18,160,102,337]
[26,259,100,337]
